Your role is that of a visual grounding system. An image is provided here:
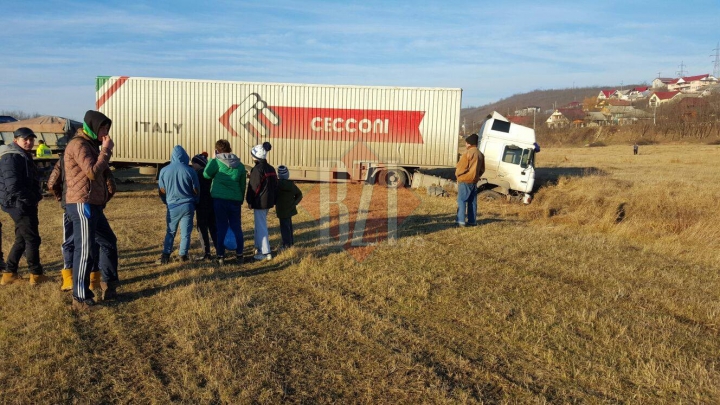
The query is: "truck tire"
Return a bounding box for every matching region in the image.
[478,189,503,201]
[377,169,407,188]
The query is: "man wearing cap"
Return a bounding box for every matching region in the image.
[64,110,119,310]
[0,127,47,285]
[455,133,485,227]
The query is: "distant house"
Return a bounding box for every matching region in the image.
[597,90,615,100]
[667,74,718,93]
[507,115,534,126]
[513,106,541,117]
[585,111,608,126]
[612,89,631,100]
[629,86,650,100]
[652,78,675,88]
[558,108,585,126]
[649,91,681,107]
[605,106,653,125]
[546,110,570,128]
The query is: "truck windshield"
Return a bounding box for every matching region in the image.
[502,146,534,168]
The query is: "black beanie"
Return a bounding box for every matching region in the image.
[465,134,479,146]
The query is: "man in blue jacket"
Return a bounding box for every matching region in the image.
[0,128,47,285]
[157,145,200,264]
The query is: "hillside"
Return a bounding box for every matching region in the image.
[460,85,642,133]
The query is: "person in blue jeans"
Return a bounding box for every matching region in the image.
[157,145,200,264]
[455,134,485,226]
[203,139,246,266]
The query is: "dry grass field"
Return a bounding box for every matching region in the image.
[1,144,719,403]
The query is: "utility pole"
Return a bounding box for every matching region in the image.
[676,61,687,77]
[712,42,720,78]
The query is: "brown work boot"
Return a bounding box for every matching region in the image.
[101,281,119,301]
[29,274,50,286]
[1,272,24,285]
[60,269,73,291]
[89,271,102,298]
[72,298,100,312]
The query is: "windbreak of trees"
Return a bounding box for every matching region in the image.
[0,110,42,120]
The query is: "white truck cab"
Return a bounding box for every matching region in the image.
[476,112,537,202]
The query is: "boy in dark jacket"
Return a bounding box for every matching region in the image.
[275,165,303,249]
[191,153,217,261]
[246,142,277,261]
[0,127,46,285]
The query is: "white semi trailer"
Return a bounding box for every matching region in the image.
[95,76,462,187]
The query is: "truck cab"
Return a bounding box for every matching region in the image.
[476,112,536,201]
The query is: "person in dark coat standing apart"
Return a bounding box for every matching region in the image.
[455,133,485,227]
[633,143,639,155]
[246,142,277,261]
[0,127,47,286]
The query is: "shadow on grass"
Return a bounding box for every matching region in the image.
[534,166,607,191]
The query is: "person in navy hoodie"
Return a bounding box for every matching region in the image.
[157,145,200,264]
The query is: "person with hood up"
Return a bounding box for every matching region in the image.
[191,153,217,261]
[157,145,200,264]
[246,142,277,261]
[64,110,119,310]
[275,165,303,250]
[48,152,116,291]
[0,127,46,285]
[203,139,246,266]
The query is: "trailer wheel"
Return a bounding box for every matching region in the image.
[478,189,503,201]
[377,169,407,188]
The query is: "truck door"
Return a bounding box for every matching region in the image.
[498,145,535,193]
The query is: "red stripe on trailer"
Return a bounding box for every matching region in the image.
[96,76,129,109]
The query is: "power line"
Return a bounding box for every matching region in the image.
[711,42,720,78]
[676,61,687,77]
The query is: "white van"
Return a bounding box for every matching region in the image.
[476,112,537,202]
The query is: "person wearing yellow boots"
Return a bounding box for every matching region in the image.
[0,128,48,285]
[64,111,119,310]
[48,152,116,293]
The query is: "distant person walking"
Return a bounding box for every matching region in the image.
[455,133,485,227]
[203,140,246,266]
[0,128,46,285]
[64,110,119,310]
[275,165,303,250]
[246,142,277,261]
[157,145,200,264]
[633,143,639,155]
[191,153,217,261]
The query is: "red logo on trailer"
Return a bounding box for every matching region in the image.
[219,93,425,144]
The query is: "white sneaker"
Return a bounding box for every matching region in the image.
[253,253,272,261]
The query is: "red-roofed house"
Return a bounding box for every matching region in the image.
[649,91,681,107]
[607,99,632,107]
[629,86,650,100]
[668,74,718,92]
[597,90,615,100]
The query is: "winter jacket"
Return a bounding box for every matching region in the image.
[195,166,214,212]
[36,143,52,157]
[48,154,116,209]
[246,160,278,210]
[158,145,200,207]
[455,145,485,184]
[203,153,246,202]
[63,129,112,205]
[275,179,303,219]
[0,143,43,212]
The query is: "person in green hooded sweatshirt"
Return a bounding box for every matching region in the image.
[203,139,246,266]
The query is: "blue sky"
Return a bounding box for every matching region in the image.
[2,0,718,120]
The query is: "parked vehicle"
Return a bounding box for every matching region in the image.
[95,76,463,187]
[476,111,537,202]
